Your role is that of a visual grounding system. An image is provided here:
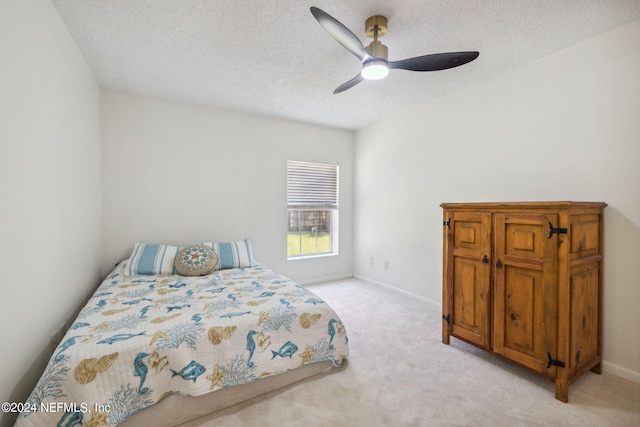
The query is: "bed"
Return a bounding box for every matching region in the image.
[16,240,349,427]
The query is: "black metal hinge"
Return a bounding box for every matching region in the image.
[443,219,451,230]
[442,314,451,325]
[547,221,568,239]
[546,352,566,369]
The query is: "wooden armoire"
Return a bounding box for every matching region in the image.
[440,201,606,402]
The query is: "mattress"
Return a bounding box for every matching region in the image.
[16,261,349,426]
[120,360,342,426]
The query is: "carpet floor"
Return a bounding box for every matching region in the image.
[182,278,640,426]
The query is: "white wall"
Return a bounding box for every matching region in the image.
[354,21,640,381]
[0,1,102,426]
[101,90,354,283]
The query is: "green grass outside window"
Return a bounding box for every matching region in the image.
[287,232,330,257]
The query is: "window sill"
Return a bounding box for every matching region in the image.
[287,252,338,261]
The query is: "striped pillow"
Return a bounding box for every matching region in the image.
[200,238,256,270]
[123,243,179,276]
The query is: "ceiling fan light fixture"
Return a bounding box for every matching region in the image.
[361,58,389,80]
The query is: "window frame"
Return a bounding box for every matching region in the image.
[286,160,339,260]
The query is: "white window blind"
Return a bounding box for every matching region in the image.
[287,161,338,209]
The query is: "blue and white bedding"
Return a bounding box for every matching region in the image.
[17,262,349,427]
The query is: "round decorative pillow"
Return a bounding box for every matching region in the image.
[174,244,218,276]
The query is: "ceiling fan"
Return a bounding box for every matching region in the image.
[310,6,479,94]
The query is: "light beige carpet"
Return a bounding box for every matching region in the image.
[181,278,640,427]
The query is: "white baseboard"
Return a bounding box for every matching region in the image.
[352,275,640,385]
[298,273,354,286]
[352,274,442,312]
[602,361,640,384]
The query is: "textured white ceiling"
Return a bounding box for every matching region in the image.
[51,0,640,130]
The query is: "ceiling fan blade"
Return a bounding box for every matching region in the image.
[334,74,364,94]
[389,51,479,72]
[311,7,367,61]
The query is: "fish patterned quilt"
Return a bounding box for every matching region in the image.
[16,262,349,427]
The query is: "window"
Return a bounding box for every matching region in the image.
[287,160,339,259]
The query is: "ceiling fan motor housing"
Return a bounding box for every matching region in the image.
[365,40,388,61]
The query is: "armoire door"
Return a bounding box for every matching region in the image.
[446,212,492,349]
[493,214,558,377]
